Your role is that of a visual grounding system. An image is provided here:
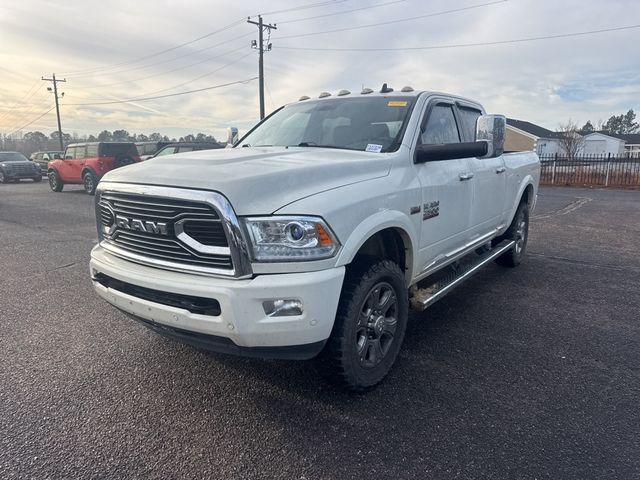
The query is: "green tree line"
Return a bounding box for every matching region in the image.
[579,109,639,134]
[1,130,218,157]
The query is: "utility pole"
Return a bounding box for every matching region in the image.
[247,16,276,120]
[42,73,66,151]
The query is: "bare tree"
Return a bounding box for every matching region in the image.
[557,120,585,160]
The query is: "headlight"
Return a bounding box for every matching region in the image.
[243,216,340,262]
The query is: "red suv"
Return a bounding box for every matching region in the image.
[48,142,141,195]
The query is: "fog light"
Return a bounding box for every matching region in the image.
[263,299,303,317]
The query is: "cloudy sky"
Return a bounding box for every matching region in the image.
[1,0,639,140]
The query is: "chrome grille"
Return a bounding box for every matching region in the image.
[98,191,233,273]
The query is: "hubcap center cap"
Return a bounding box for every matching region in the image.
[372,315,385,336]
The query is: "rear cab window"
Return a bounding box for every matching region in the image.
[87,144,99,157]
[99,143,138,157]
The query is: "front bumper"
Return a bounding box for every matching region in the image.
[3,170,41,180]
[90,245,345,359]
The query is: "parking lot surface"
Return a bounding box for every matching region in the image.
[1,182,639,479]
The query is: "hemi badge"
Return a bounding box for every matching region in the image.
[410,206,421,215]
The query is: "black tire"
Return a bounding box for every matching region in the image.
[495,201,530,268]
[0,171,6,184]
[83,170,98,195]
[318,259,408,391]
[33,175,42,182]
[115,156,134,169]
[48,170,64,192]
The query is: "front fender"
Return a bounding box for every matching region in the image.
[335,210,418,285]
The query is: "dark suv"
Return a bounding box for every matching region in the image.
[30,151,63,174]
[0,151,42,183]
[48,142,140,195]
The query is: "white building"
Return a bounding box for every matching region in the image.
[581,132,625,156]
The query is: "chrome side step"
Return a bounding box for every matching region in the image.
[409,240,515,311]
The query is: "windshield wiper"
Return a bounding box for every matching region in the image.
[296,142,342,149]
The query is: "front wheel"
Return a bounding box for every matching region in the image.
[33,175,42,182]
[318,259,408,391]
[495,201,530,267]
[0,171,7,184]
[83,171,98,195]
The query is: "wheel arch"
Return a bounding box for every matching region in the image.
[506,178,536,227]
[335,211,417,286]
[81,166,99,179]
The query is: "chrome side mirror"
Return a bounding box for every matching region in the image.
[476,114,505,158]
[226,127,239,147]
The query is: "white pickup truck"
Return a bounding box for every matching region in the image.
[90,85,540,390]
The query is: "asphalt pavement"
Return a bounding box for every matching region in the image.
[1,181,639,479]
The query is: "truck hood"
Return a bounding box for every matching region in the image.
[101,147,391,215]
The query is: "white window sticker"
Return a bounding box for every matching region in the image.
[365,144,383,153]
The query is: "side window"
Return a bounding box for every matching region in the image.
[178,146,194,153]
[457,107,482,142]
[74,145,87,159]
[64,147,76,160]
[87,144,99,157]
[421,104,460,145]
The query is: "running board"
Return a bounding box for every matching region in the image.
[409,240,515,311]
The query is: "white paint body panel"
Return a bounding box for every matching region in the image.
[91,90,540,349]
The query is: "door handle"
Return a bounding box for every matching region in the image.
[496,166,506,174]
[459,172,474,181]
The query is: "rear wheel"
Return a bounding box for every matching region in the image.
[495,201,529,267]
[318,259,408,391]
[83,171,97,195]
[48,170,64,192]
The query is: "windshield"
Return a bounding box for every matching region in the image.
[0,152,28,162]
[239,96,416,153]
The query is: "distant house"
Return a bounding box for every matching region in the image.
[506,118,631,157]
[581,132,625,156]
[601,133,640,157]
[505,118,562,156]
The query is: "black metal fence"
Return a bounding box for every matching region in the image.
[539,154,640,188]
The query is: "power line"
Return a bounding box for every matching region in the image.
[1,89,51,132]
[276,23,640,51]
[276,0,507,40]
[256,0,347,16]
[71,52,253,104]
[140,52,254,96]
[60,1,350,78]
[60,19,246,76]
[0,82,44,123]
[6,106,55,136]
[275,0,405,25]
[62,77,258,106]
[67,32,254,79]
[75,45,248,90]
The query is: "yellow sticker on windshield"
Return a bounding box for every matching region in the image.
[388,100,408,107]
